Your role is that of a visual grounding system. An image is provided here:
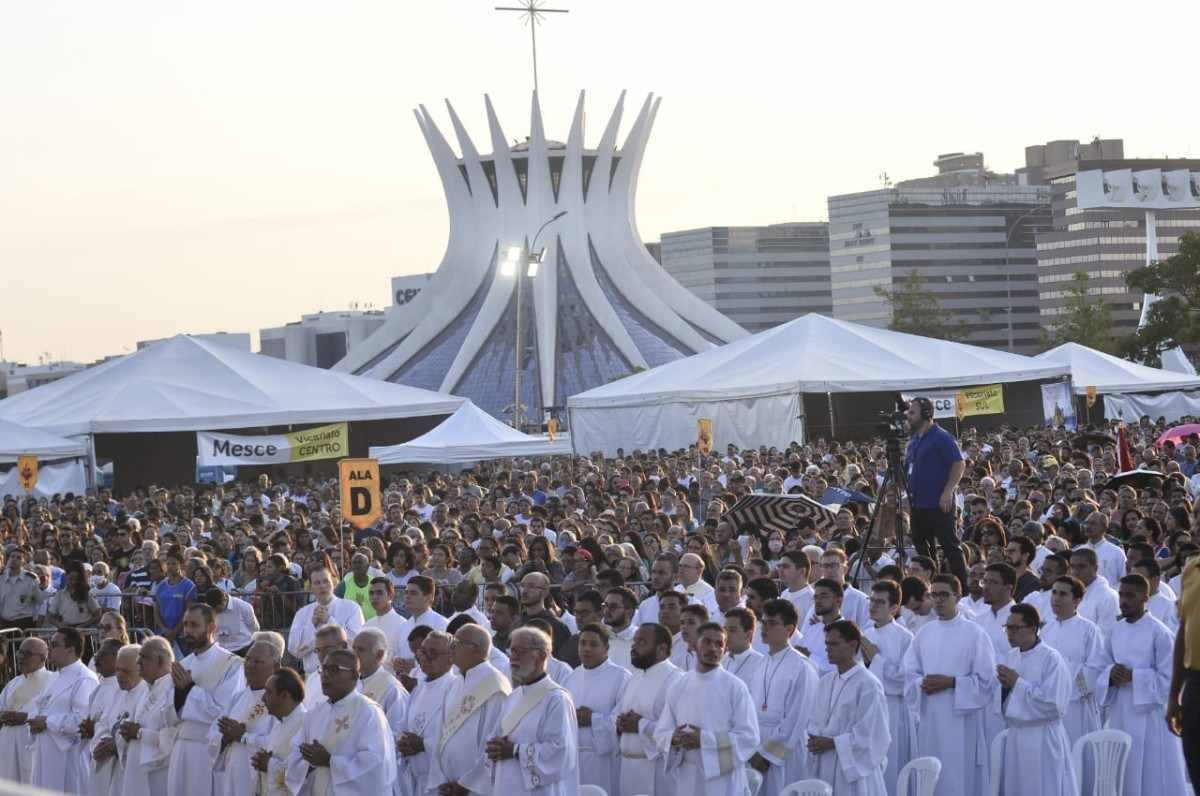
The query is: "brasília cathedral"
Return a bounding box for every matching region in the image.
[336,91,746,426]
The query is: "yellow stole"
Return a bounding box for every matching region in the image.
[438,667,511,755]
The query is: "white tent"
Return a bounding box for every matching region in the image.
[0,420,87,463]
[369,401,572,464]
[0,335,464,436]
[1034,343,1200,394]
[568,314,1070,454]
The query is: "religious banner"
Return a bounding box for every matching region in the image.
[196,422,348,467]
[1086,385,1098,408]
[1041,382,1077,430]
[339,458,381,529]
[697,418,714,455]
[903,384,1003,420]
[547,417,558,442]
[16,456,37,493]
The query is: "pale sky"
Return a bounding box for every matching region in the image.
[3,0,1198,364]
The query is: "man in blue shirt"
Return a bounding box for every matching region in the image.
[904,397,968,589]
[152,549,197,656]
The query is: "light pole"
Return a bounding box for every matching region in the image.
[1002,206,1052,352]
[502,210,567,430]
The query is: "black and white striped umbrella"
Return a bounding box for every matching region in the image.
[725,493,839,534]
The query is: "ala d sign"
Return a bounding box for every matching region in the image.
[338,458,381,529]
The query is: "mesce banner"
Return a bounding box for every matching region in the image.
[902,384,1004,421]
[196,422,348,467]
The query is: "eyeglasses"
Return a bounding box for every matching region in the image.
[449,640,479,650]
[508,645,543,656]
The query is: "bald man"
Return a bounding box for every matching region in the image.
[514,573,570,657]
[304,624,349,709]
[209,639,280,796]
[676,554,719,615]
[0,637,52,784]
[90,643,149,796]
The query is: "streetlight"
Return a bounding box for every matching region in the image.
[503,210,567,430]
[1002,206,1052,352]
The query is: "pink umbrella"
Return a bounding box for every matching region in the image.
[1157,423,1200,446]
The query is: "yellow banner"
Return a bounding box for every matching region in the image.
[17,456,38,492]
[697,418,713,455]
[1085,385,1097,408]
[956,383,1004,418]
[284,423,349,462]
[547,417,558,442]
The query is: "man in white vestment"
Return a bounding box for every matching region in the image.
[654,621,760,796]
[994,603,1078,796]
[1039,575,1104,743]
[601,587,639,673]
[1094,574,1189,796]
[78,639,123,793]
[902,573,997,796]
[250,667,307,796]
[1072,548,1120,636]
[633,556,683,626]
[429,623,511,795]
[354,627,408,732]
[365,578,408,654]
[303,625,349,709]
[118,637,177,796]
[749,598,819,796]
[90,643,148,796]
[777,551,815,622]
[395,631,458,796]
[460,626,578,795]
[167,603,248,796]
[806,620,890,796]
[29,626,100,793]
[288,567,365,674]
[209,638,280,796]
[0,636,52,784]
[285,648,397,796]
[1076,509,1127,587]
[1133,558,1180,633]
[862,580,915,796]
[721,608,764,691]
[818,549,871,628]
[675,553,718,615]
[671,602,707,671]
[564,623,631,795]
[798,578,846,675]
[616,622,684,796]
[392,576,449,678]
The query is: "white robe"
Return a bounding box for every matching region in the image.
[1078,577,1120,636]
[1094,613,1189,796]
[357,667,409,735]
[207,686,275,796]
[29,658,99,794]
[80,675,122,795]
[1076,539,1126,588]
[721,648,763,693]
[90,680,148,796]
[996,642,1077,796]
[780,585,814,623]
[798,611,838,675]
[0,667,53,784]
[168,644,247,796]
[302,670,325,710]
[285,689,396,796]
[1147,592,1180,634]
[616,657,684,796]
[1040,614,1104,743]
[427,661,509,794]
[606,624,637,674]
[653,666,760,796]
[118,673,176,796]
[751,646,819,796]
[395,671,457,796]
[805,663,890,796]
[288,597,366,673]
[462,675,579,796]
[259,704,306,796]
[863,621,915,796]
[901,613,996,796]
[564,659,631,796]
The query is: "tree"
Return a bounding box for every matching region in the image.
[1044,271,1114,352]
[1121,232,1200,365]
[873,269,967,341]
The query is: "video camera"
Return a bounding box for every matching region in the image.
[875,394,910,439]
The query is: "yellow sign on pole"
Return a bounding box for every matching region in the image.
[17,456,38,493]
[338,458,381,530]
[1085,385,1097,408]
[547,417,558,441]
[697,418,714,455]
[954,384,1004,418]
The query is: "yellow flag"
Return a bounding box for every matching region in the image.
[1086,385,1097,408]
[954,392,968,421]
[17,456,37,493]
[697,418,713,455]
[547,417,558,441]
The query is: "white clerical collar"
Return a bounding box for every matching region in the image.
[836,663,862,681]
[767,646,791,659]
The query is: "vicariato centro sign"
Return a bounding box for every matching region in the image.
[196,422,348,467]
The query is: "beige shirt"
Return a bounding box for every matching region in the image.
[0,572,46,621]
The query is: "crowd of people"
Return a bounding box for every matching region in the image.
[0,410,1196,796]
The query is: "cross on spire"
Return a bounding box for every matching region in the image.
[494,1,569,94]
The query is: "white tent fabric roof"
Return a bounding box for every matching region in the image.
[0,335,464,436]
[568,314,1070,409]
[369,401,572,464]
[0,420,87,463]
[1034,342,1200,394]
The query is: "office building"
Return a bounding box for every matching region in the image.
[260,310,387,369]
[659,223,832,333]
[828,152,1050,354]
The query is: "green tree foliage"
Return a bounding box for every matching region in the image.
[1121,232,1200,365]
[873,270,967,341]
[1044,271,1114,352]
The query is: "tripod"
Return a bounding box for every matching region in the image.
[849,432,909,590]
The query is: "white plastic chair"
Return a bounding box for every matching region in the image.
[897,756,942,796]
[989,729,1008,796]
[579,787,607,796]
[1072,728,1131,796]
[780,780,833,796]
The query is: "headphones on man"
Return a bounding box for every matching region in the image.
[913,397,934,421]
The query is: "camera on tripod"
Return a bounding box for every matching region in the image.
[875,395,910,440]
